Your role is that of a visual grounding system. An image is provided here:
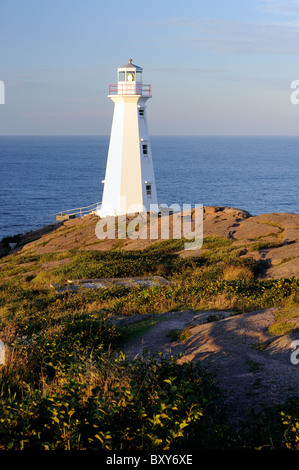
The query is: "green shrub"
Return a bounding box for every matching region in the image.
[0,239,299,450]
[0,352,231,450]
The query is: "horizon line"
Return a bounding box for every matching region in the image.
[0,134,299,138]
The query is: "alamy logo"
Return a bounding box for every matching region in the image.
[0,81,4,104]
[290,340,299,365]
[95,203,203,251]
[290,80,299,104]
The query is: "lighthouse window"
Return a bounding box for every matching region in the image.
[126,72,135,81]
[136,71,142,82]
[142,144,148,155]
[139,108,144,117]
[146,184,152,196]
[118,71,125,81]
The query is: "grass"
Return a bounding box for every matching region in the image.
[222,265,254,281]
[116,317,161,346]
[249,240,284,252]
[168,327,192,342]
[0,235,299,449]
[278,256,299,266]
[268,304,299,336]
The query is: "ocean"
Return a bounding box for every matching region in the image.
[0,135,298,241]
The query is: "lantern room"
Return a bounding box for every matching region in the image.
[118,58,142,83]
[108,59,151,96]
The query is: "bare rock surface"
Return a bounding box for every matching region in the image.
[119,308,299,426]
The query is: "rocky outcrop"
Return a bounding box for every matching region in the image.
[2,206,299,279]
[181,206,299,279]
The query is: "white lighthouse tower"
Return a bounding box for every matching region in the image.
[97,59,158,217]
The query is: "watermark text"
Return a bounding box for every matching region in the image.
[95,203,203,251]
[291,340,299,365]
[290,80,299,104]
[0,81,4,104]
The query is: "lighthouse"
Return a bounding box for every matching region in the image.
[97,59,158,217]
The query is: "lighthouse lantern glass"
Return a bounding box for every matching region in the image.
[118,71,125,81]
[126,72,135,81]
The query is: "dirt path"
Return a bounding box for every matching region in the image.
[119,310,230,360]
[116,308,299,426]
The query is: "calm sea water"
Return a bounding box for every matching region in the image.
[0,135,298,240]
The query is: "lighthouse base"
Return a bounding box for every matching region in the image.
[95,203,159,219]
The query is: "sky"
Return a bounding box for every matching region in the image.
[1,0,299,135]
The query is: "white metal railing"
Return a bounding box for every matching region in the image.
[1,203,102,245]
[39,202,102,228]
[49,201,101,218]
[109,83,151,96]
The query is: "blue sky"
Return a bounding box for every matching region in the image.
[1,0,299,135]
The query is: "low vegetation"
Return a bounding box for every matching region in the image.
[0,236,299,450]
